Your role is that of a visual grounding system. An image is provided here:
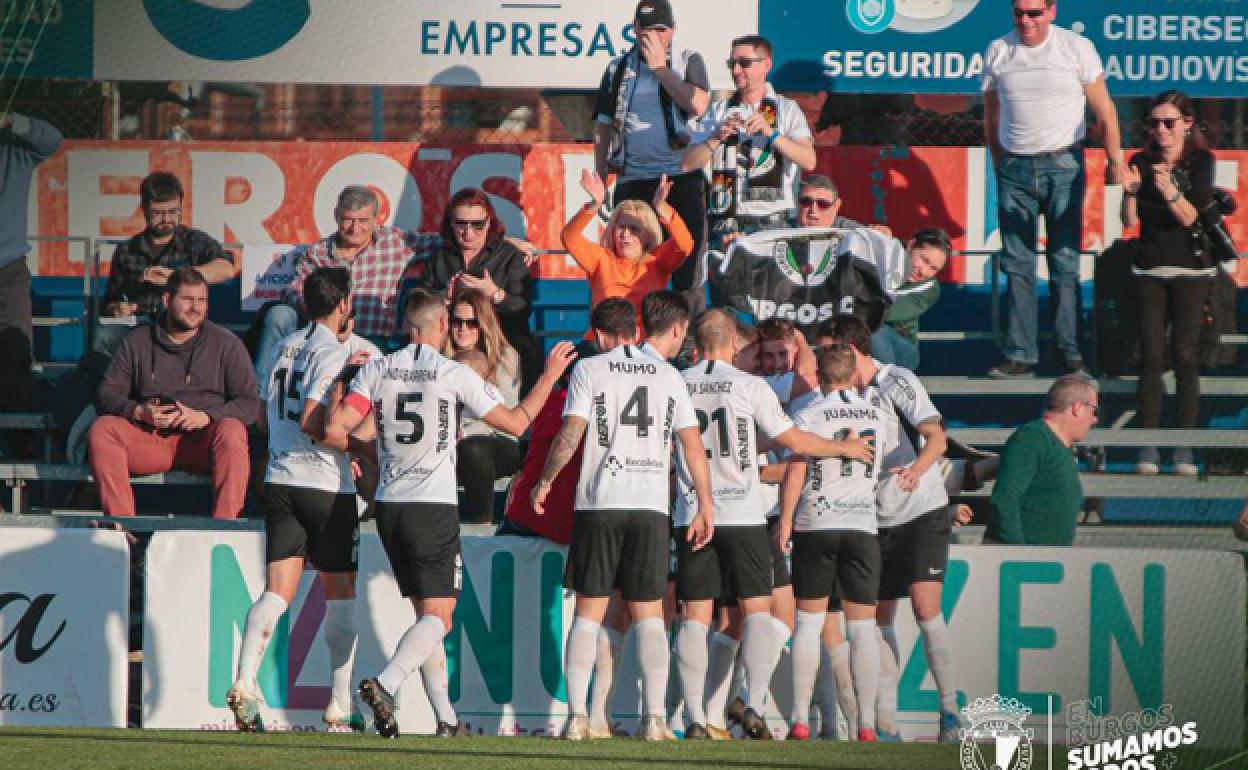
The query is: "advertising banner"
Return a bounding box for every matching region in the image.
[91,0,752,90]
[27,141,1248,287]
[240,243,301,312]
[0,528,130,727]
[142,531,1245,745]
[763,0,1248,97]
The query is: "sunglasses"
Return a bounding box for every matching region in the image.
[727,56,765,69]
[452,218,488,232]
[1013,8,1045,18]
[450,316,480,329]
[1147,117,1182,130]
[798,196,837,211]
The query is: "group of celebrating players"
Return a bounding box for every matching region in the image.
[225,266,966,745]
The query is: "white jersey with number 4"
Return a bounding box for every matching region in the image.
[564,343,697,516]
[675,360,794,528]
[792,388,885,534]
[264,323,354,494]
[347,343,501,504]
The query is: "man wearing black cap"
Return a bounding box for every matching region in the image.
[593,0,710,300]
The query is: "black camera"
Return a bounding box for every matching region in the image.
[1195,188,1239,267]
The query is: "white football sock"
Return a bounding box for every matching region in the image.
[322,599,358,713]
[236,591,288,692]
[676,620,710,726]
[703,632,739,729]
[919,616,958,713]
[589,627,625,732]
[877,625,900,733]
[847,619,880,731]
[741,613,779,714]
[789,611,824,726]
[824,640,857,737]
[564,617,601,717]
[635,617,670,719]
[376,614,446,697]
[421,644,456,726]
[766,616,794,718]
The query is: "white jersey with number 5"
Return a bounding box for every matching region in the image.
[264,323,354,494]
[564,343,697,515]
[675,360,794,528]
[792,388,885,534]
[346,343,501,504]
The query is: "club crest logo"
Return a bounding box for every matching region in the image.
[605,456,623,477]
[960,695,1034,770]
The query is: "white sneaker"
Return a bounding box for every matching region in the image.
[1173,449,1199,476]
[563,714,591,740]
[638,715,673,741]
[1136,448,1160,476]
[587,719,614,739]
[226,682,263,733]
[323,699,366,733]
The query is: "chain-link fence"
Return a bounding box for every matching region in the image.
[6,79,1248,148]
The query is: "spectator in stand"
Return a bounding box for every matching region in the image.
[794,174,879,233]
[416,187,541,393]
[1120,91,1216,477]
[562,170,692,330]
[0,111,62,413]
[98,172,235,356]
[872,228,950,371]
[254,185,426,386]
[594,0,710,307]
[983,0,1123,378]
[984,374,1097,545]
[90,268,261,519]
[442,289,523,524]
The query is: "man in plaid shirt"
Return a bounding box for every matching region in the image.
[254,185,434,385]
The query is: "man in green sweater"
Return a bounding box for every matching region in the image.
[985,374,1099,545]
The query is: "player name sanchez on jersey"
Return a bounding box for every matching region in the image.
[564,344,697,516]
[346,343,501,505]
[872,361,948,528]
[792,388,885,534]
[675,359,794,528]
[265,323,355,495]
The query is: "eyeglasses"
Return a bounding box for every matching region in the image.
[450,316,480,329]
[1013,8,1045,19]
[615,221,645,236]
[798,196,837,211]
[452,218,488,232]
[147,207,182,221]
[1078,401,1099,417]
[1147,117,1182,130]
[727,56,765,69]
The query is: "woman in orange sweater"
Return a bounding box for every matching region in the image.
[561,170,694,323]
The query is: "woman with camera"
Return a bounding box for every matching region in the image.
[1120,90,1216,476]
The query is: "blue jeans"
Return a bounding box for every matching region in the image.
[871,324,920,371]
[253,303,299,389]
[996,149,1085,364]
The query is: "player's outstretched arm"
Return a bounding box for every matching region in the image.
[484,341,577,437]
[676,425,715,550]
[531,416,588,515]
[775,460,807,554]
[775,426,874,463]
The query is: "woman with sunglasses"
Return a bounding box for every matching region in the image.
[1120,90,1215,476]
[418,187,541,393]
[441,288,524,523]
[562,170,693,332]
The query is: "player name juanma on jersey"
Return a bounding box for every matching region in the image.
[820,406,880,421]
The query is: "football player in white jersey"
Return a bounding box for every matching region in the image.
[228,267,368,733]
[325,289,576,739]
[533,290,715,742]
[817,314,961,743]
[674,310,874,741]
[775,342,887,742]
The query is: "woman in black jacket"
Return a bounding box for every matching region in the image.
[1120,90,1215,476]
[418,187,542,392]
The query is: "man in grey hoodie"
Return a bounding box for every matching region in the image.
[90,267,261,519]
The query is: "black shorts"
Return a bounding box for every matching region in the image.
[566,509,669,602]
[791,529,881,605]
[264,483,359,573]
[877,507,952,601]
[374,501,462,599]
[675,524,773,602]
[766,516,792,588]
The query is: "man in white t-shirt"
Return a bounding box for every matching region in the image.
[533,290,714,742]
[673,310,873,740]
[983,0,1123,379]
[324,289,576,739]
[683,34,816,252]
[228,268,368,734]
